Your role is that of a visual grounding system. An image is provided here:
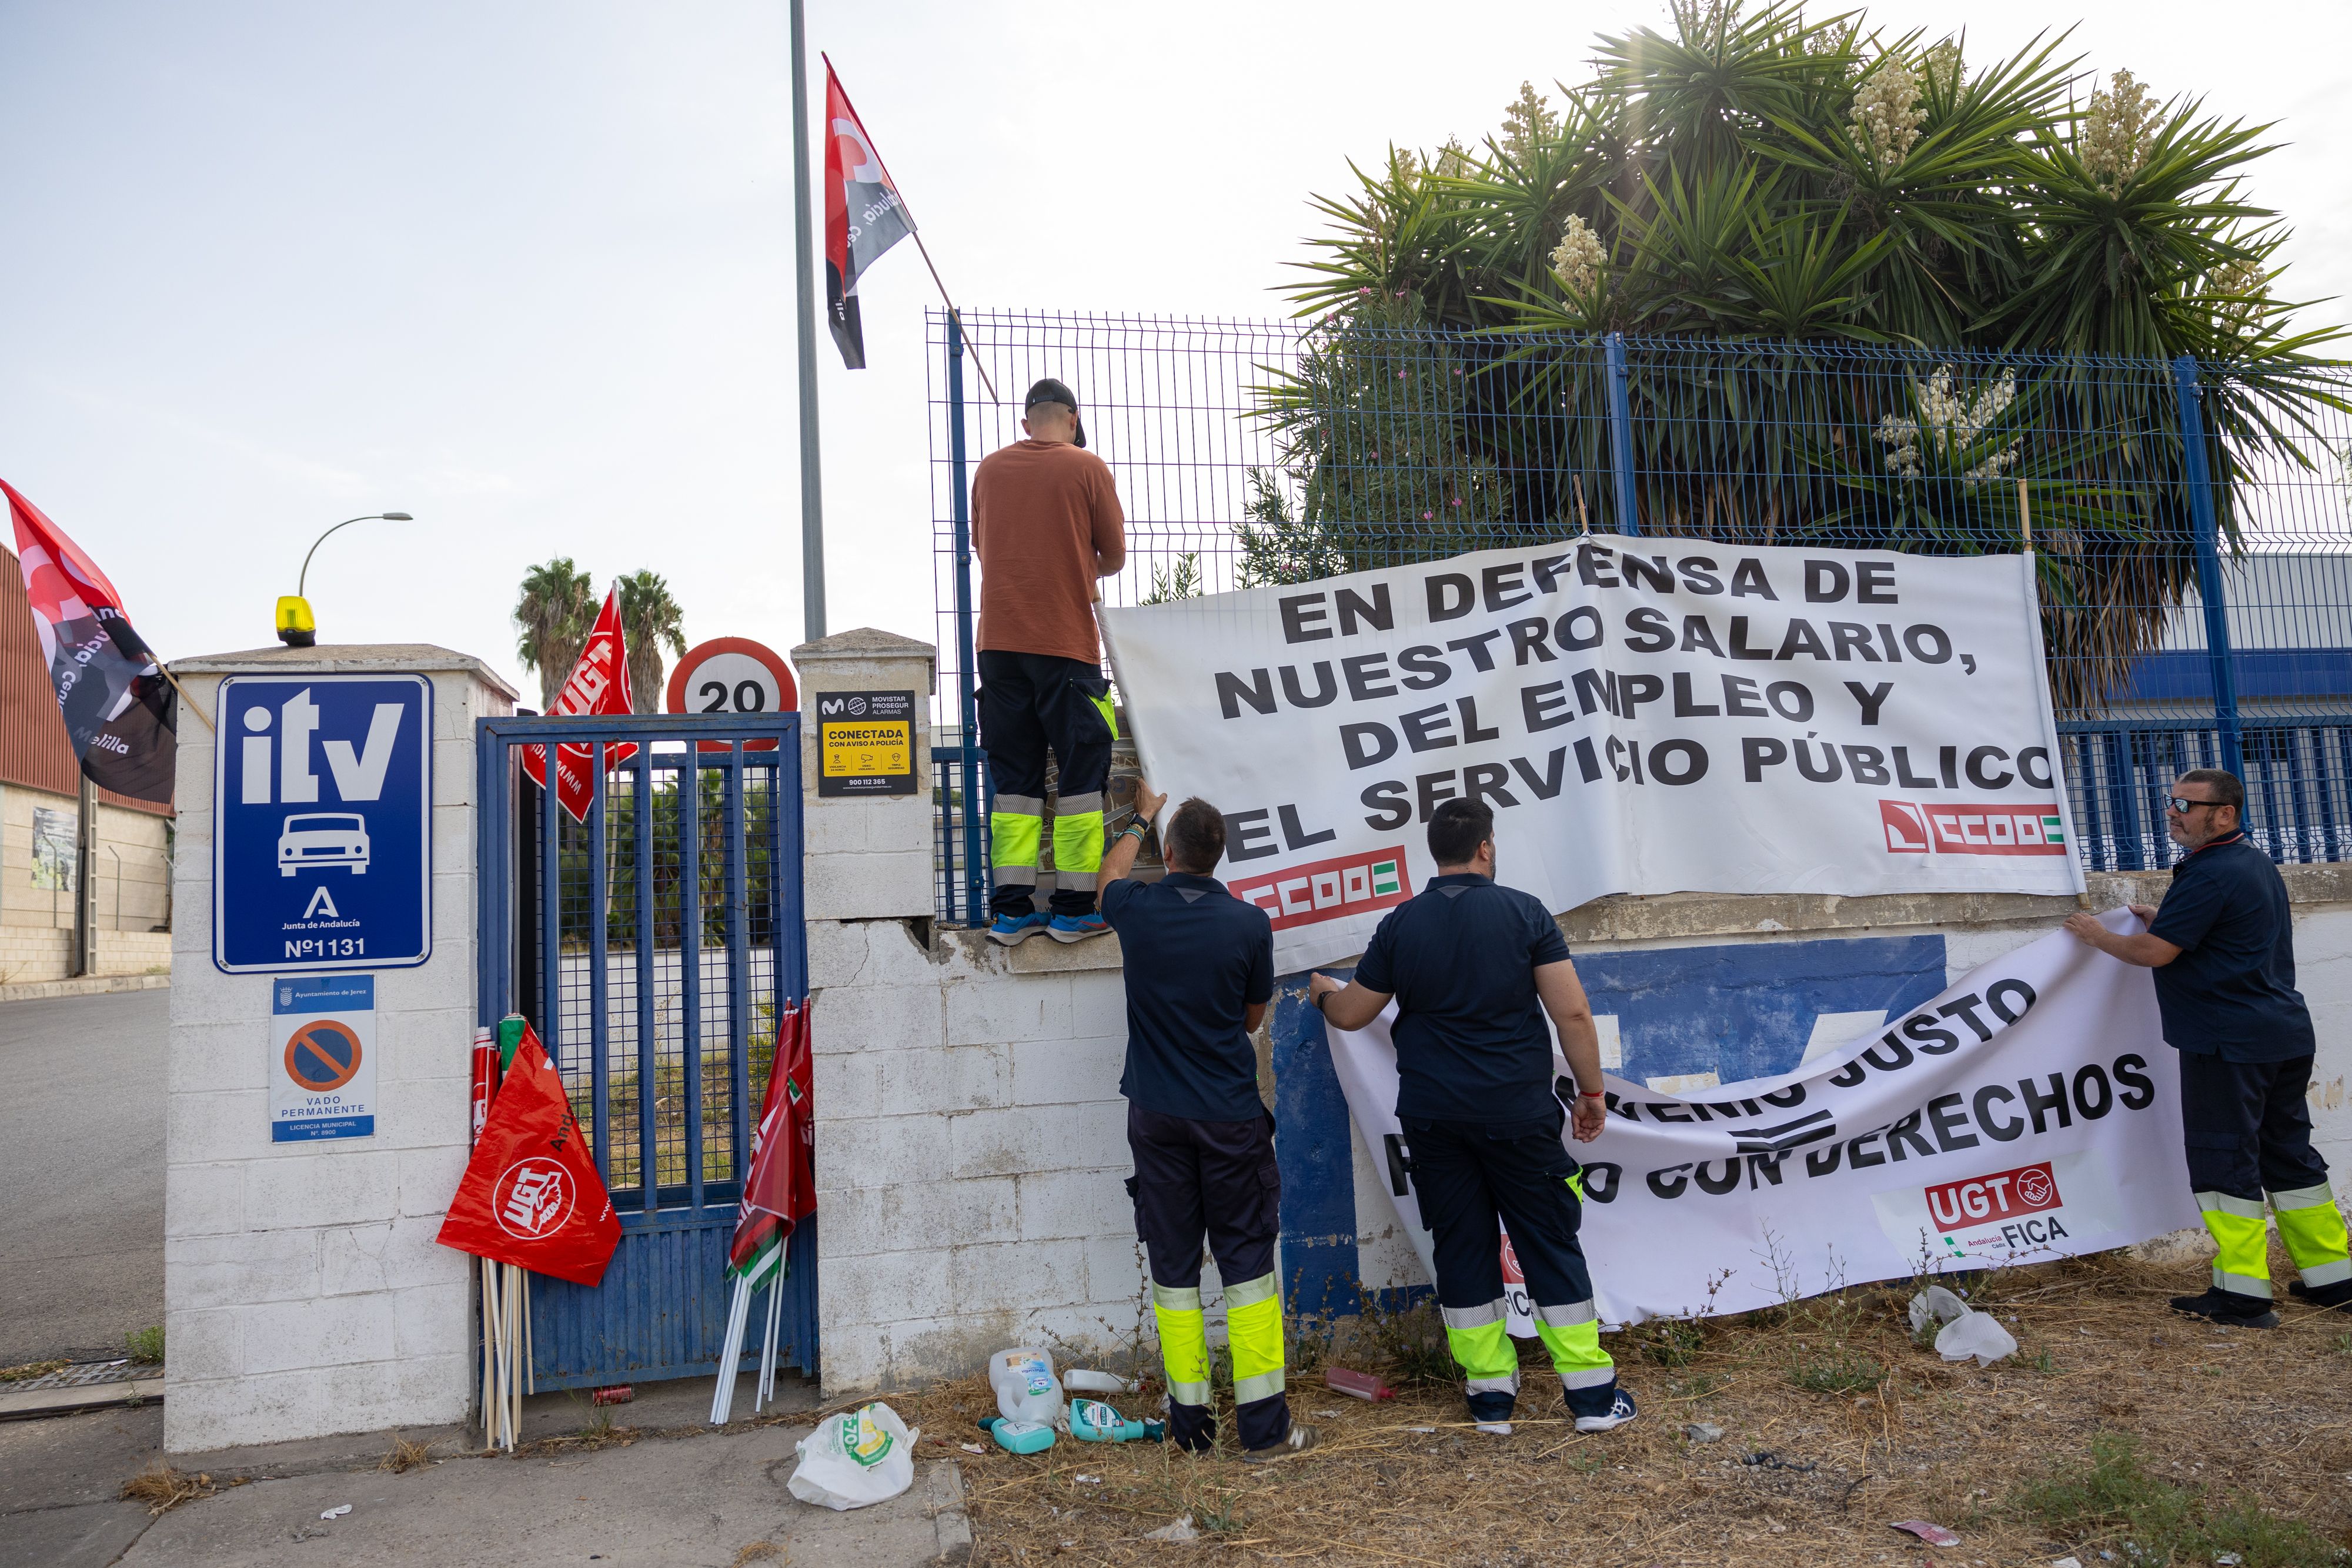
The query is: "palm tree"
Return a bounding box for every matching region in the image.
[616,570,687,714]
[1260,0,2347,709]
[514,558,596,710]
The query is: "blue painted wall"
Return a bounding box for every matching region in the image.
[1271,932,1949,1317]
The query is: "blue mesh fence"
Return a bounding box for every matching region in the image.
[928,309,2352,924]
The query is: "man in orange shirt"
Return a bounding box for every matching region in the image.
[973,378,1127,944]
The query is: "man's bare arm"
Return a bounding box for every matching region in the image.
[1307,972,1390,1032]
[1245,1001,1267,1034]
[2062,911,2181,968]
[1536,958,1611,1142]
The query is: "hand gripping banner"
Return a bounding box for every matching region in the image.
[1102,536,2084,976]
[1329,914,2199,1327]
[438,1023,622,1288]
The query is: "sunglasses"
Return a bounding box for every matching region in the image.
[2168,797,2226,813]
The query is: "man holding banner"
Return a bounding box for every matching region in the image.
[1308,798,1636,1436]
[2065,768,2352,1327]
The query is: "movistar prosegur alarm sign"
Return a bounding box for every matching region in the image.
[213,675,432,974]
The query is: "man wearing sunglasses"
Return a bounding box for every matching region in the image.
[2064,768,2349,1327]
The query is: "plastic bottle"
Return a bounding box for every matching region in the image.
[978,1416,1057,1455]
[988,1346,1064,1427]
[1063,1369,1140,1395]
[1070,1398,1165,1443]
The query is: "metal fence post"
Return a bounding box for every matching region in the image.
[1604,333,1641,537]
[947,313,987,921]
[2171,354,2244,780]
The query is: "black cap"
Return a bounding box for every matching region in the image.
[1024,377,1087,449]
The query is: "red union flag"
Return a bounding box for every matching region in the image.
[523,587,636,823]
[1229,845,1413,931]
[1925,1161,2063,1229]
[437,1022,621,1286]
[728,1001,817,1283]
[3,479,177,803]
[1880,800,2067,857]
[821,56,915,370]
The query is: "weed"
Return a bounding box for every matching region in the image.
[2332,1332,2352,1359]
[119,1462,215,1516]
[379,1437,433,1473]
[1669,1373,1723,1399]
[1786,1345,1885,1395]
[0,1359,67,1383]
[2030,1348,2060,1376]
[1348,1289,1455,1386]
[1564,1447,1605,1476]
[1631,1318,1705,1368]
[126,1325,165,1365]
[2013,1433,2347,1566]
[730,1544,783,1566]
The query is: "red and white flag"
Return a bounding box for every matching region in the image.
[727,1001,817,1286]
[524,586,635,823]
[823,56,915,371]
[437,1022,622,1288]
[3,480,176,803]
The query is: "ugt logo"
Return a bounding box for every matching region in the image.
[493,1158,575,1241]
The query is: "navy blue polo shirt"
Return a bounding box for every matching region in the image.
[1352,873,1572,1122]
[2148,832,2314,1062]
[1101,872,1275,1122]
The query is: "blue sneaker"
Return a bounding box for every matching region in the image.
[1574,1388,1638,1433]
[1048,913,1111,944]
[988,911,1051,947]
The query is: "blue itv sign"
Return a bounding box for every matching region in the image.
[215,675,432,974]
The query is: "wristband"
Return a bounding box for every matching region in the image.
[1120,821,1147,844]
[1578,1090,1603,1099]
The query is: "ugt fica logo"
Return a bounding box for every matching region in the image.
[493,1158,575,1240]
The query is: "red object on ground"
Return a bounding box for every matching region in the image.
[1323,1368,1396,1402]
[590,1385,634,1406]
[469,1026,499,1145]
[437,1024,622,1287]
[727,1001,817,1277]
[521,586,637,823]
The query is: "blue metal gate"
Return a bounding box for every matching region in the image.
[475,713,816,1390]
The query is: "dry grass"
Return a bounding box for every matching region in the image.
[118,1462,217,1517]
[0,1358,68,1383]
[882,1245,2352,1566]
[378,1436,436,1473]
[729,1543,783,1565]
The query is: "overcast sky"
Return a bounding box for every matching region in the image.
[1,0,2344,704]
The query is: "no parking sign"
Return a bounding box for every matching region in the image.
[270,974,377,1141]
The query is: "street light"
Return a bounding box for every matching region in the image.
[276,512,415,646]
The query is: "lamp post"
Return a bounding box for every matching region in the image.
[277,511,413,646]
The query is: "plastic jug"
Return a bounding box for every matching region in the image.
[978,1416,1057,1455]
[1070,1398,1165,1443]
[989,1347,1065,1427]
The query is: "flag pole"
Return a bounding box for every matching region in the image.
[791,0,827,642]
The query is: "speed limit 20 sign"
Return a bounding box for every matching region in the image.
[665,637,799,718]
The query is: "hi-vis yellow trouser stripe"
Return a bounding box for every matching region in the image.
[1152,1282,1211,1407]
[990,794,1043,890]
[2197,1190,2273,1299]
[2271,1182,2352,1289]
[1533,1299,1616,1391]
[1441,1300,1519,1399]
[1052,791,1105,893]
[1224,1272,1287,1404]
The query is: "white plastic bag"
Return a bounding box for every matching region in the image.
[787,1402,919,1511]
[1906,1284,1968,1335]
[1935,1310,2018,1367]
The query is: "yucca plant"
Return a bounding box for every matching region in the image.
[1256,0,2346,712]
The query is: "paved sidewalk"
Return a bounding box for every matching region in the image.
[116,1429,968,1568]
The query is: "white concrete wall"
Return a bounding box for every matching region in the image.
[162,647,513,1453]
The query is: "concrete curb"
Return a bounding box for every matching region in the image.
[0,1374,164,1419]
[926,1460,974,1563]
[0,972,169,1005]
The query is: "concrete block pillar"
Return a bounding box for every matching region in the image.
[791,628,937,921]
[161,644,514,1453]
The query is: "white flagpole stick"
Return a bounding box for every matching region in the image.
[522,1272,535,1396]
[480,1258,496,1446]
[758,1266,784,1411]
[710,1277,751,1425]
[508,1263,523,1447]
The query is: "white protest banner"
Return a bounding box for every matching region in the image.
[1329,915,2196,1326]
[1102,536,2083,975]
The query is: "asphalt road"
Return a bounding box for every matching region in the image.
[0,988,168,1367]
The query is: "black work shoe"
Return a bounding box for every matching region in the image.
[1241,1423,1318,1464]
[2288,1279,2352,1309]
[2169,1288,2278,1328]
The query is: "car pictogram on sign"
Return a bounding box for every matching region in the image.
[278,812,371,877]
[283,1018,364,1093]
